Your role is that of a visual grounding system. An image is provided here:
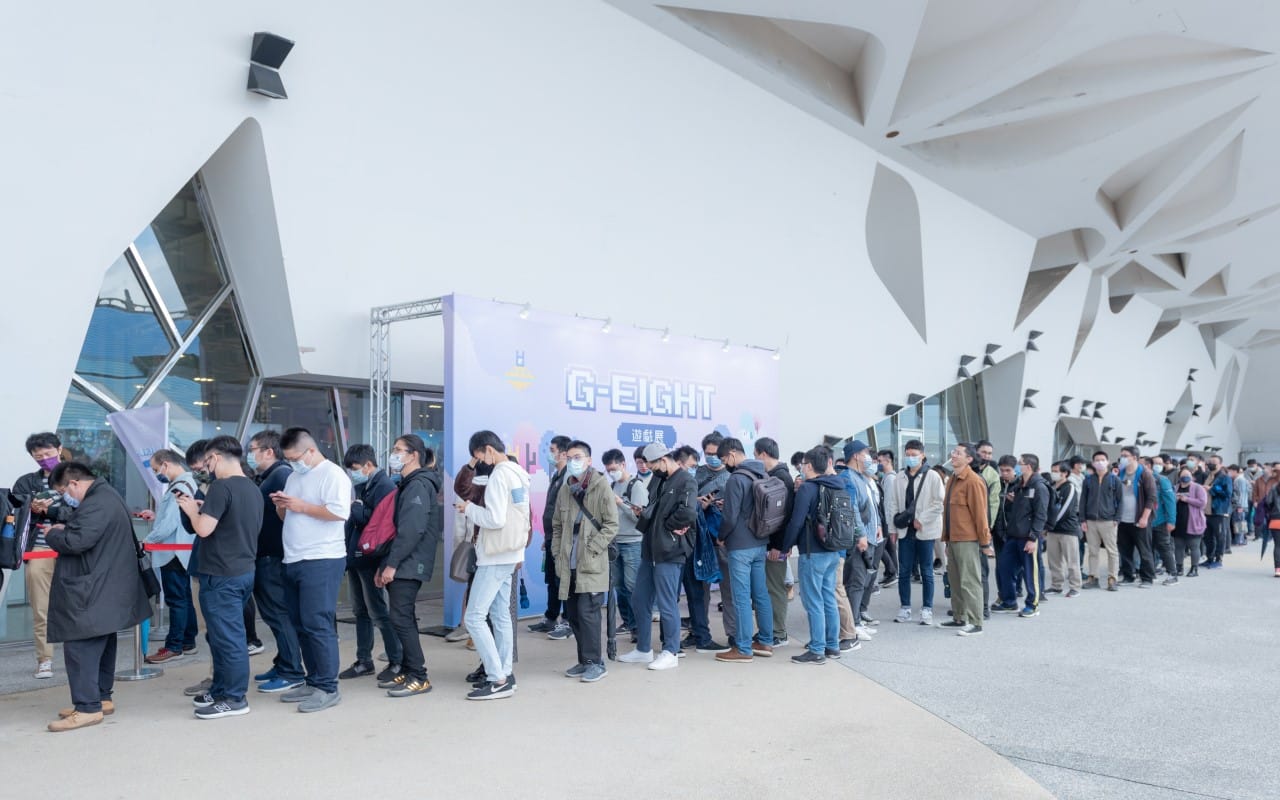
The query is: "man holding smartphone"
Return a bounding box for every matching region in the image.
[13,432,73,680]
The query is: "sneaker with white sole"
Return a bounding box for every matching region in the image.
[467,680,514,700]
[246,641,266,656]
[34,660,53,679]
[547,622,573,640]
[648,651,679,671]
[191,692,217,709]
[894,608,912,623]
[855,627,875,641]
[298,689,341,713]
[184,677,213,696]
[580,663,608,682]
[920,608,933,626]
[194,698,250,719]
[618,649,654,664]
[1018,606,1039,618]
[957,624,984,636]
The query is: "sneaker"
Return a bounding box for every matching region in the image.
[855,627,875,641]
[894,608,912,623]
[194,698,250,719]
[957,624,984,636]
[1066,589,1080,598]
[547,622,573,640]
[1274,568,1280,578]
[1082,577,1100,589]
[298,689,341,713]
[1120,576,1136,585]
[881,576,898,588]
[339,661,375,680]
[616,622,632,635]
[824,648,843,659]
[144,648,184,664]
[1106,577,1118,592]
[47,710,103,732]
[872,583,881,595]
[680,634,696,649]
[1162,576,1179,586]
[859,614,880,626]
[1199,559,1213,567]
[387,678,432,698]
[527,619,553,633]
[1044,587,1063,595]
[258,677,304,693]
[1018,606,1039,618]
[182,643,199,655]
[652,611,661,622]
[191,692,217,709]
[991,603,1018,613]
[1188,566,1199,577]
[716,650,753,663]
[467,680,515,700]
[695,640,731,654]
[377,673,407,690]
[680,615,691,630]
[184,677,213,696]
[580,663,608,682]
[939,619,966,628]
[34,660,53,679]
[920,609,933,626]
[444,625,470,642]
[648,651,680,671]
[564,663,587,678]
[280,684,318,703]
[1137,581,1152,589]
[246,640,266,656]
[465,664,487,682]
[618,649,654,664]
[838,639,861,652]
[791,650,826,665]
[773,637,790,647]
[253,668,278,683]
[376,665,402,683]
[751,642,774,658]
[59,700,114,718]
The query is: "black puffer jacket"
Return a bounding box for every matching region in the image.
[639,469,697,564]
[385,468,443,580]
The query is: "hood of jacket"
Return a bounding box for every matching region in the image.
[732,460,767,480]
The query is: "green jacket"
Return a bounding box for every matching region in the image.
[551,469,618,598]
[979,463,1001,531]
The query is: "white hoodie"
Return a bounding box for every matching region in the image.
[463,460,531,566]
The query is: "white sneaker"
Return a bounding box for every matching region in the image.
[855,626,875,641]
[920,608,934,626]
[34,660,53,679]
[651,611,660,622]
[618,649,654,664]
[894,608,912,623]
[647,651,679,671]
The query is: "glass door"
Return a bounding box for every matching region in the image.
[402,394,444,457]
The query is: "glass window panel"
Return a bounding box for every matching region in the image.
[336,388,367,453]
[873,418,894,457]
[249,384,340,463]
[150,300,254,450]
[405,396,445,459]
[898,404,921,430]
[923,394,944,462]
[74,252,175,406]
[135,182,226,330]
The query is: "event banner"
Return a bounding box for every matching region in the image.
[442,293,779,627]
[107,404,170,503]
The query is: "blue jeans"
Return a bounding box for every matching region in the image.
[612,541,641,630]
[160,558,198,651]
[727,545,772,655]
[198,570,255,703]
[798,551,840,655]
[283,557,345,694]
[465,564,514,683]
[347,566,402,665]
[998,539,1041,608]
[897,534,935,609]
[254,555,304,681]
[632,560,682,655]
[681,559,713,645]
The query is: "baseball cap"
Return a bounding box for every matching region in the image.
[843,440,870,460]
[640,443,670,462]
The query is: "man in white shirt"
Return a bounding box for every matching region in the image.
[270,427,351,714]
[142,449,198,663]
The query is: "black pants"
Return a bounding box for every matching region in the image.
[544,547,565,622]
[1173,534,1202,572]
[565,571,603,666]
[1150,524,1176,578]
[880,535,899,582]
[244,595,260,644]
[1118,522,1154,582]
[1204,515,1228,561]
[64,633,117,713]
[681,559,713,646]
[387,578,427,681]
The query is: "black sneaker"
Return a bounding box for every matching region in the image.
[387,678,432,698]
[1044,587,1063,595]
[194,697,249,719]
[939,620,966,628]
[377,673,407,690]
[527,619,554,633]
[824,649,842,660]
[791,650,826,664]
[695,640,731,654]
[339,661,375,680]
[680,634,696,649]
[191,692,217,709]
[473,672,517,690]
[957,624,984,637]
[376,665,402,683]
[465,664,486,683]
[467,680,515,700]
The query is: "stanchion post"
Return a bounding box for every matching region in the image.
[116,622,162,680]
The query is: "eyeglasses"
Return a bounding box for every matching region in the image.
[568,455,587,464]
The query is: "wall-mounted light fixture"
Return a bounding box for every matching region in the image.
[247,32,295,99]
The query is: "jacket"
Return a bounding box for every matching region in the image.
[1119,464,1158,524]
[1151,473,1176,530]
[463,460,533,566]
[780,473,848,554]
[346,469,396,565]
[255,461,292,559]
[551,469,618,597]
[1179,482,1207,535]
[840,468,880,544]
[385,468,442,580]
[1081,471,1122,522]
[639,469,697,563]
[765,462,796,551]
[541,465,567,542]
[1207,470,1233,516]
[1048,480,1080,535]
[977,462,1001,532]
[941,465,991,545]
[1252,474,1278,505]
[612,475,649,545]
[891,463,945,540]
[1005,474,1050,540]
[144,471,197,569]
[1232,475,1250,511]
[12,468,73,548]
[44,480,151,642]
[720,460,767,551]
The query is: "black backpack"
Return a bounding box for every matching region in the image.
[0,490,34,570]
[814,486,857,552]
[748,474,789,540]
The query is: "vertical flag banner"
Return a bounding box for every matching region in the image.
[443,294,779,627]
[107,404,170,503]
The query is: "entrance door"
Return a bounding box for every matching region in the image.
[403,394,444,456]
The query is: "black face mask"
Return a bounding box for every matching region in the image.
[652,467,668,479]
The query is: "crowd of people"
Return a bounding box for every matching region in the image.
[7,426,1278,730]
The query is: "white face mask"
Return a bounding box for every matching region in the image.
[1094,461,1108,472]
[607,469,623,483]
[388,453,405,473]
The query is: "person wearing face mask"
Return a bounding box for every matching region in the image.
[1172,467,1207,577]
[840,441,881,641]
[1043,461,1082,597]
[176,436,266,719]
[1080,451,1123,590]
[141,449,199,663]
[1186,456,1207,485]
[1115,446,1158,587]
[530,435,572,638]
[1251,462,1279,545]
[632,446,653,491]
[268,427,352,712]
[1262,464,1280,578]
[1145,455,1178,585]
[603,448,647,637]
[12,432,75,680]
[336,443,401,683]
[41,461,152,731]
[1201,455,1233,568]
[681,434,731,655]
[712,438,775,662]
[891,440,944,625]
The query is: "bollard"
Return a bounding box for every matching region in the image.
[116,622,162,681]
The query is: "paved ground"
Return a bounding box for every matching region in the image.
[843,545,1280,800]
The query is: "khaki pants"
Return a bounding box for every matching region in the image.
[764,558,788,641]
[945,541,983,626]
[1046,533,1083,591]
[1085,520,1119,582]
[25,547,56,662]
[834,557,857,640]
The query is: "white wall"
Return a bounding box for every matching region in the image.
[0,0,1248,484]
